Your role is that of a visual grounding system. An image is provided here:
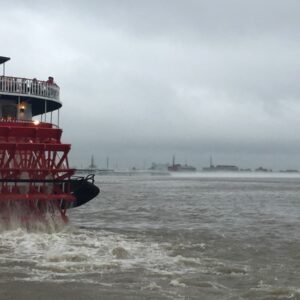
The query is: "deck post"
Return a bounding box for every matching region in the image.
[17,96,20,120]
[44,100,47,122]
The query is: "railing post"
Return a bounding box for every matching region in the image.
[44,100,47,122]
[17,96,20,120]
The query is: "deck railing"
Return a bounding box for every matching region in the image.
[0,119,59,128]
[0,76,60,101]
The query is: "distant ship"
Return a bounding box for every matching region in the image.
[279,169,299,173]
[168,156,196,172]
[255,166,272,172]
[202,156,239,172]
[203,165,239,172]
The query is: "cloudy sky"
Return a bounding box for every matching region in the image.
[1,0,300,169]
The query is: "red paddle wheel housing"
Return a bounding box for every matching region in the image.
[0,56,76,222]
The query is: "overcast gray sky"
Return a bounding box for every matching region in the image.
[1,0,300,169]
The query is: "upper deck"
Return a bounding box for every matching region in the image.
[0,76,62,116]
[0,76,60,101]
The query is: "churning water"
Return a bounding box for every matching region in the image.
[0,173,299,299]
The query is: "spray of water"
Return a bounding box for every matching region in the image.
[0,200,67,233]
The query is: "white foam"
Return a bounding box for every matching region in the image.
[141,282,162,291]
[0,222,251,286]
[0,224,188,283]
[170,279,186,288]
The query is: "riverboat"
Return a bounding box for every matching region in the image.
[0,56,99,223]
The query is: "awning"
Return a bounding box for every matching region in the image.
[0,56,10,65]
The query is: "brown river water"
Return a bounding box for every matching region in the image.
[0,173,299,299]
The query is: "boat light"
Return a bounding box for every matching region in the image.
[20,105,25,113]
[33,120,40,125]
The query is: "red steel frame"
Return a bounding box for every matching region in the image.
[0,120,75,222]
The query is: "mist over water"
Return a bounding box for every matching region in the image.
[0,173,299,299]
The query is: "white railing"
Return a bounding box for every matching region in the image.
[0,76,60,101]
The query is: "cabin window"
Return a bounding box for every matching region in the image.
[2,104,17,119]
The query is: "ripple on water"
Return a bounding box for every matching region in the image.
[0,175,299,299]
[243,282,300,299]
[0,224,192,284]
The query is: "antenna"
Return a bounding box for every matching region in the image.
[89,155,96,168]
[210,155,213,168]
